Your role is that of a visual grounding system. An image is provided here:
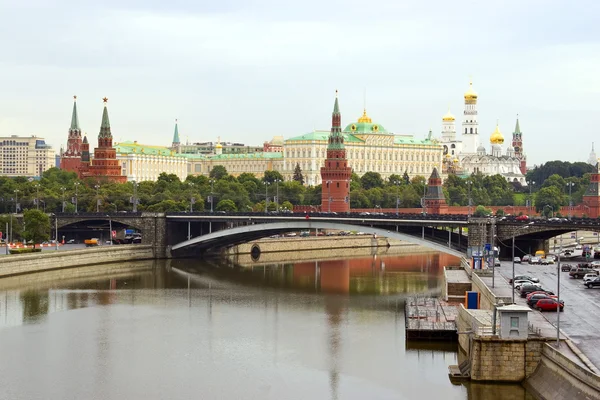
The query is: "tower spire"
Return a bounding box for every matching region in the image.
[99,97,111,138]
[70,95,80,131]
[173,119,180,144]
[328,90,344,150]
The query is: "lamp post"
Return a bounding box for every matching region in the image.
[422,184,427,215]
[14,189,19,213]
[326,180,332,213]
[274,179,282,213]
[61,187,66,213]
[94,184,100,212]
[557,235,563,346]
[209,179,215,213]
[34,184,40,210]
[566,182,575,219]
[54,214,59,251]
[265,182,271,213]
[132,181,138,212]
[188,183,195,240]
[393,180,401,216]
[466,180,473,216]
[511,223,533,303]
[107,215,113,246]
[527,180,535,211]
[74,182,80,213]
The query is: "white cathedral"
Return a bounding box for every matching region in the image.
[438,81,528,186]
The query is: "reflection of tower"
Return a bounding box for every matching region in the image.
[319,260,350,293]
[324,294,348,400]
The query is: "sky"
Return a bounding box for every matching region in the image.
[0,0,599,166]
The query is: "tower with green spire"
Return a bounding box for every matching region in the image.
[511,115,526,174]
[171,119,181,152]
[60,95,83,173]
[320,91,352,213]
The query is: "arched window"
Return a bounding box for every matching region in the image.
[470,128,473,134]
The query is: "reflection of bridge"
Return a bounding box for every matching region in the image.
[52,212,600,258]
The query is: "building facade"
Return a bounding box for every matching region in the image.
[186,152,283,178]
[115,141,188,182]
[283,109,442,186]
[0,135,55,178]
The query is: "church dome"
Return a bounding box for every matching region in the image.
[464,81,478,103]
[343,109,388,134]
[490,124,504,145]
[477,143,486,154]
[442,109,455,122]
[215,142,222,148]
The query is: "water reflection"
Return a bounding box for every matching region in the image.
[0,256,538,400]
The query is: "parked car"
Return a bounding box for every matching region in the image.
[513,257,521,264]
[514,280,540,290]
[532,298,564,312]
[527,293,558,308]
[583,272,600,282]
[520,284,547,298]
[526,290,555,300]
[569,266,595,279]
[561,264,573,272]
[516,215,530,221]
[540,258,554,265]
[522,254,531,263]
[509,275,540,284]
[585,277,600,288]
[529,257,541,265]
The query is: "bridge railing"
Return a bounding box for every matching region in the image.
[54,212,143,217]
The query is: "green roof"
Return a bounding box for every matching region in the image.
[393,136,438,146]
[116,141,178,156]
[343,121,388,134]
[207,152,283,160]
[286,131,364,143]
[99,103,111,138]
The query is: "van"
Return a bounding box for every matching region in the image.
[535,250,545,258]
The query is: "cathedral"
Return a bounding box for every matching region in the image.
[438,81,527,185]
[60,97,126,183]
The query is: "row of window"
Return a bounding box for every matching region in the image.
[287,149,441,162]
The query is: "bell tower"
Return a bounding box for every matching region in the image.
[60,95,83,172]
[320,91,351,213]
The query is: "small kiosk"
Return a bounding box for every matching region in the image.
[497,304,531,340]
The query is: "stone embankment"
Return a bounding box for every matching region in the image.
[0,245,154,278]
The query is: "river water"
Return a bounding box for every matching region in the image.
[0,252,537,400]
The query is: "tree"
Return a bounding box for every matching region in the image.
[263,170,284,184]
[542,174,567,192]
[473,205,492,217]
[361,172,384,190]
[209,165,228,180]
[22,209,50,245]
[293,163,304,185]
[402,170,410,184]
[216,199,237,212]
[281,200,294,212]
[535,186,565,215]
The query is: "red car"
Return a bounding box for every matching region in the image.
[533,298,564,312]
[516,215,530,221]
[526,290,555,300]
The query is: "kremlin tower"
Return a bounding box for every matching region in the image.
[82,98,127,183]
[60,96,83,173]
[423,168,448,214]
[512,117,527,174]
[461,81,479,154]
[320,91,351,213]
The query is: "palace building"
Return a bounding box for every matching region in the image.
[283,105,442,186]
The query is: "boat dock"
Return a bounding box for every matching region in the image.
[405,296,459,341]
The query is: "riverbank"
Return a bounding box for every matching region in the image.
[0,245,154,278]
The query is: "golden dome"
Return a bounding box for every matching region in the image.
[464,81,478,103]
[453,157,459,163]
[357,109,372,123]
[215,142,222,148]
[490,124,504,145]
[442,109,455,122]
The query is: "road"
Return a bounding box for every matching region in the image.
[496,252,600,368]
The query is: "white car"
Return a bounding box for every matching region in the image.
[514,280,540,290]
[576,244,583,250]
[583,273,600,283]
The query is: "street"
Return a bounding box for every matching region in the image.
[496,252,600,368]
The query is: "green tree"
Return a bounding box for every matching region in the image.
[209,165,229,180]
[541,174,567,192]
[216,199,237,212]
[22,209,50,245]
[293,163,304,185]
[473,205,492,217]
[535,186,565,215]
[361,172,384,190]
[263,170,284,184]
[146,200,187,212]
[281,200,294,212]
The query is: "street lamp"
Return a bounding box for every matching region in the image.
[34,184,40,210]
[556,234,563,346]
[54,214,59,251]
[106,215,113,246]
[566,182,575,219]
[94,184,100,212]
[527,180,536,211]
[511,223,533,303]
[61,187,66,213]
[274,179,282,213]
[74,182,80,213]
[466,180,473,217]
[132,181,138,212]
[14,189,19,213]
[326,180,332,213]
[393,180,401,216]
[264,182,271,213]
[189,182,195,212]
[209,179,215,213]
[421,184,427,215]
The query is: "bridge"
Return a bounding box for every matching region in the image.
[51,212,600,259]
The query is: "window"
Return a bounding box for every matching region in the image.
[510,317,519,328]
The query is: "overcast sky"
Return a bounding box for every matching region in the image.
[0,0,598,165]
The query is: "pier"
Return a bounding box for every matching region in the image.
[405,296,459,341]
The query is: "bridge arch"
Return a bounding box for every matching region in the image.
[170,221,465,258]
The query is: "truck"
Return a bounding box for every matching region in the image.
[112,229,142,244]
[84,238,99,247]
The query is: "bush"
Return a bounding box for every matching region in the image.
[9,248,42,255]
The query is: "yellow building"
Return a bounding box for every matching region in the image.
[186,152,283,178]
[115,141,188,182]
[282,109,443,185]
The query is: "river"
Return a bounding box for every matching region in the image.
[0,252,537,400]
